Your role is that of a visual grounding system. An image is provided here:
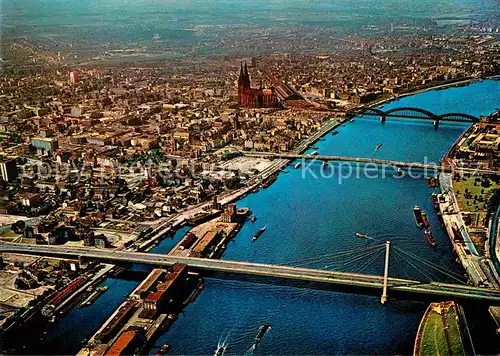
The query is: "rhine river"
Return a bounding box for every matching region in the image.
[40,79,500,355]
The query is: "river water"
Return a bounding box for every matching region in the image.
[41,79,500,355]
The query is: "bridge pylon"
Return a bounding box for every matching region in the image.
[381,240,391,304]
[433,119,439,129]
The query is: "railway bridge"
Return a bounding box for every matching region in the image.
[347,106,479,129]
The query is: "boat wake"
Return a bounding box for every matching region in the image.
[215,331,231,356]
[355,232,375,240]
[245,343,256,355]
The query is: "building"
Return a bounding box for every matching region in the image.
[69,71,79,84]
[143,263,188,311]
[238,63,278,108]
[0,159,17,182]
[94,234,109,249]
[31,137,58,156]
[20,193,41,207]
[105,330,139,356]
[131,269,166,300]
[95,301,137,343]
[191,230,222,257]
[220,204,236,223]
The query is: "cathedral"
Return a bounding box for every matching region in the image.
[238,63,278,108]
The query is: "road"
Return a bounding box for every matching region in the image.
[243,152,500,176]
[2,242,500,303]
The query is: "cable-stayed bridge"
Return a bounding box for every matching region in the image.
[1,242,500,304]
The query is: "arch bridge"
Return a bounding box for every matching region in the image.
[349,107,479,128]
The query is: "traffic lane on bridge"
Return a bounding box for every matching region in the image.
[0,243,387,286]
[4,244,500,301]
[0,243,413,284]
[60,248,389,288]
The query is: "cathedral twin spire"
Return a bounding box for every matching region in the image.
[238,62,251,88]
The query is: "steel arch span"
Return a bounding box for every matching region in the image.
[384,107,438,119]
[438,113,479,122]
[350,106,479,123]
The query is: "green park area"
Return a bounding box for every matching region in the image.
[419,304,465,356]
[454,177,499,214]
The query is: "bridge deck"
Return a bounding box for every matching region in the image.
[1,243,500,303]
[243,152,499,176]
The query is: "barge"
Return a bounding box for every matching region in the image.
[413,206,430,229]
[424,229,438,247]
[254,323,272,345]
[79,286,108,308]
[252,225,267,242]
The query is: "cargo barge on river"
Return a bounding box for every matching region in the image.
[413,206,430,229]
[424,229,438,248]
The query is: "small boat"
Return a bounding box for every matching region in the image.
[252,225,267,242]
[312,146,319,150]
[413,206,424,229]
[375,143,383,151]
[332,130,339,136]
[214,344,227,356]
[355,232,369,239]
[254,323,272,345]
[157,344,171,355]
[250,215,257,222]
[79,286,108,308]
[283,170,290,174]
[294,162,302,169]
[310,151,318,156]
[427,177,440,188]
[350,119,355,122]
[431,193,440,210]
[424,229,438,247]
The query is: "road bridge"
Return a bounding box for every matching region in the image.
[242,152,499,176]
[2,242,500,304]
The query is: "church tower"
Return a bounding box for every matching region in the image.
[238,62,251,106]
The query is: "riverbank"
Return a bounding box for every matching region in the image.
[437,104,500,287]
